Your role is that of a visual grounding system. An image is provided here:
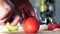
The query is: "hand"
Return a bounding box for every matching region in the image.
[10,0,35,22]
[0,0,35,26]
[0,0,20,26]
[0,0,12,25]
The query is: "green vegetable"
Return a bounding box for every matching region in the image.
[40,4,47,12]
[40,0,46,5]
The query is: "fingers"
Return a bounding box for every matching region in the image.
[0,11,12,25]
[10,0,35,17]
[25,5,35,17]
[30,9,36,17]
[0,18,7,25]
[10,15,20,26]
[22,5,35,17]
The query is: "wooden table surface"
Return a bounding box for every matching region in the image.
[0,31,60,34]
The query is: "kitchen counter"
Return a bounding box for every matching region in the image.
[0,31,60,34]
[1,23,60,34]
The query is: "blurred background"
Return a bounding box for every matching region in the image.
[29,0,60,24]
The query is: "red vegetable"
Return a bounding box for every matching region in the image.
[48,23,60,30]
[54,24,60,28]
[48,23,55,30]
[22,17,40,33]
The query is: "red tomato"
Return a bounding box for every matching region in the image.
[22,17,40,33]
[48,23,55,30]
[58,24,60,28]
[54,24,60,28]
[48,23,60,30]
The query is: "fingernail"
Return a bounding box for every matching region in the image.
[10,23,14,26]
[10,23,16,26]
